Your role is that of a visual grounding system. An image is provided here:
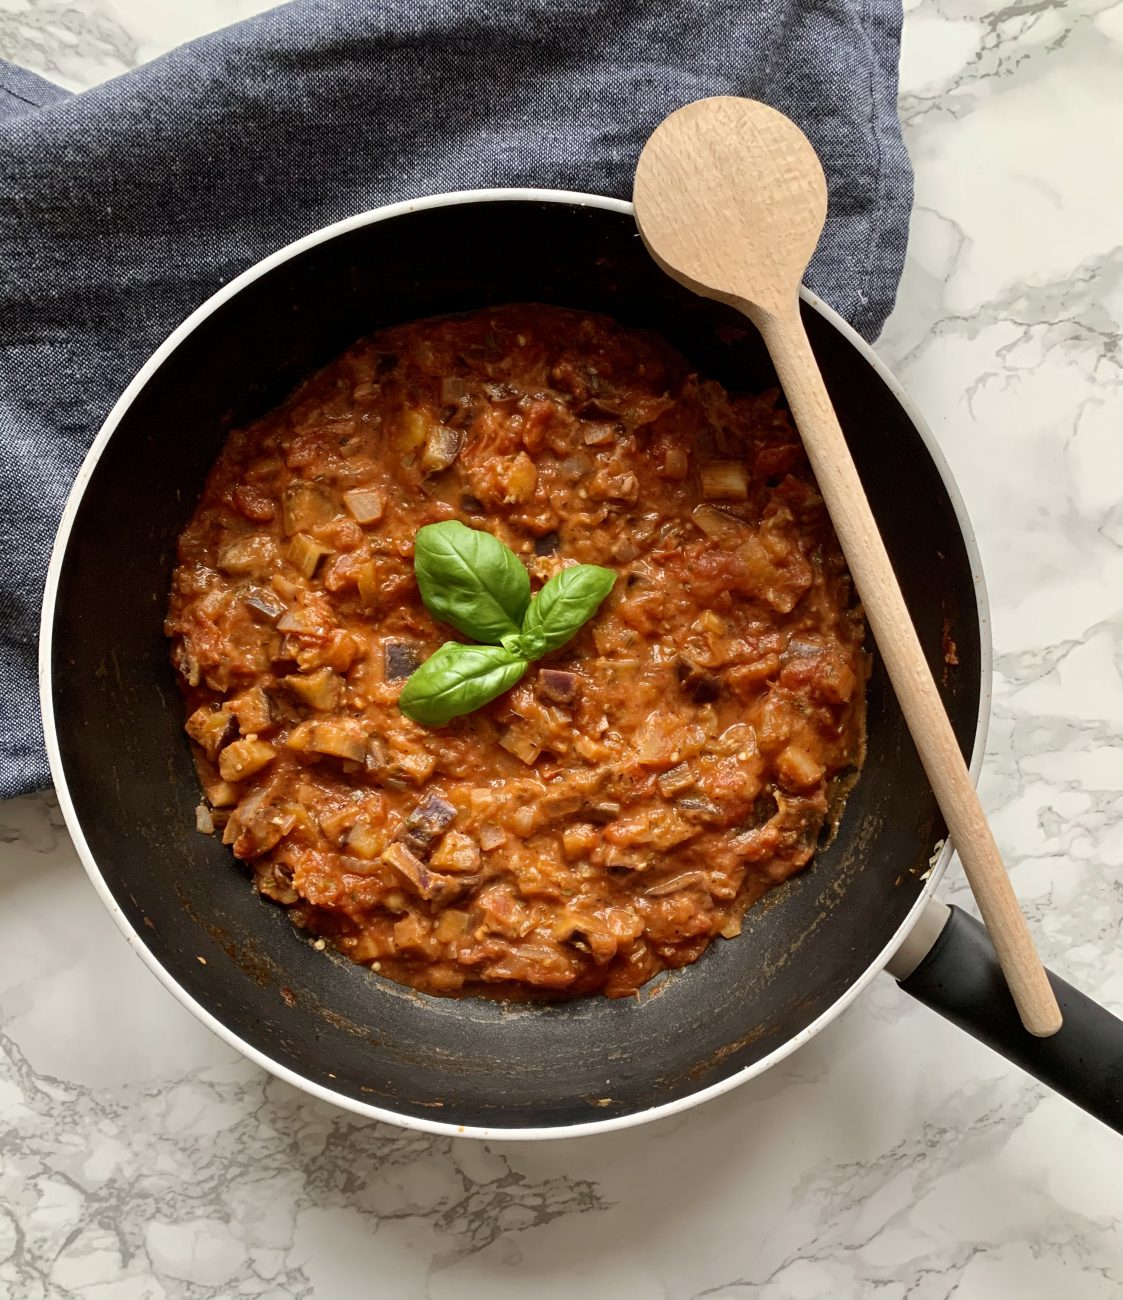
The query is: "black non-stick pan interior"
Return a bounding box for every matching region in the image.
[50,200,980,1130]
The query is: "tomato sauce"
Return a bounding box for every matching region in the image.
[166,305,867,997]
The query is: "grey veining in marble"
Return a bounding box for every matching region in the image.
[2,0,1123,1295]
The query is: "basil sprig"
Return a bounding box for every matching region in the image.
[399,521,616,726]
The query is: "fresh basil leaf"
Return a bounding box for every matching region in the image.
[398,641,528,726]
[413,520,531,643]
[500,628,548,661]
[520,564,617,655]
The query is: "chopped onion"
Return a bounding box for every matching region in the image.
[700,462,749,500]
[342,486,385,524]
[776,743,825,791]
[660,446,690,480]
[499,727,542,767]
[582,423,616,446]
[478,822,507,851]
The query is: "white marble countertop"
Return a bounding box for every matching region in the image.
[3,0,1122,1295]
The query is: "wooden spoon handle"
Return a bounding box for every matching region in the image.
[755,301,1062,1038]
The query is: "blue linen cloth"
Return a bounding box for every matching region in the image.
[0,0,911,797]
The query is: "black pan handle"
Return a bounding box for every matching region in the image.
[897,904,1123,1134]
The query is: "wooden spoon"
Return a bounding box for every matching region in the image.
[634,96,1062,1037]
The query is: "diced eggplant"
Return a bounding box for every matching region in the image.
[584,800,621,824]
[231,794,298,859]
[342,486,384,525]
[383,640,421,682]
[345,820,384,860]
[430,830,481,873]
[399,793,457,856]
[257,860,299,904]
[286,718,366,762]
[218,737,277,782]
[216,535,277,577]
[675,794,724,824]
[534,530,560,556]
[691,503,743,539]
[378,750,437,788]
[282,481,337,536]
[676,656,722,704]
[228,686,275,734]
[172,641,201,688]
[381,841,473,906]
[686,670,722,703]
[541,792,583,818]
[243,586,286,624]
[460,493,485,515]
[657,762,696,798]
[365,734,389,777]
[304,720,367,763]
[536,668,579,706]
[562,823,599,859]
[287,533,332,580]
[185,705,238,760]
[276,605,327,635]
[203,778,239,808]
[420,425,463,474]
[283,667,343,711]
[319,804,360,845]
[434,909,472,943]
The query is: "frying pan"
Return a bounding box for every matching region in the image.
[40,192,1123,1138]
